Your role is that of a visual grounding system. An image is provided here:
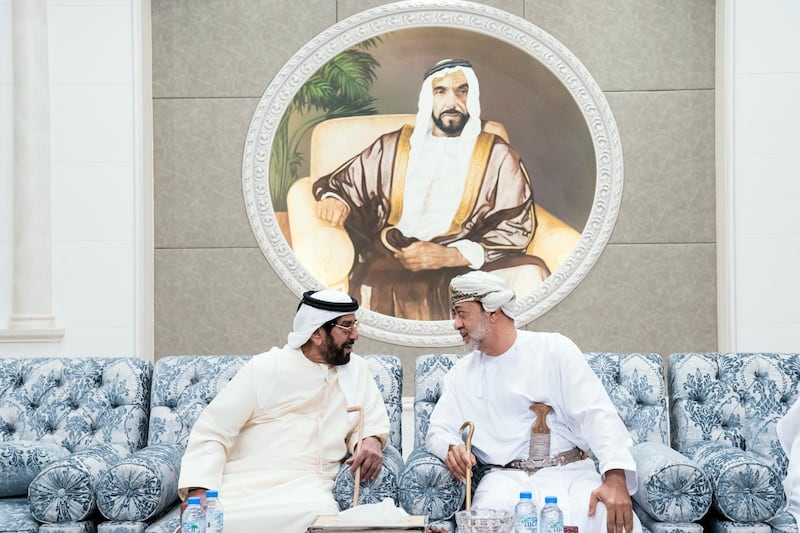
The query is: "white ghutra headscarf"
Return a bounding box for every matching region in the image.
[405,59,483,189]
[286,289,358,348]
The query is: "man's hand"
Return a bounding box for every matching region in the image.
[444,443,476,483]
[179,487,207,524]
[345,436,383,480]
[395,241,469,271]
[588,469,634,533]
[316,197,349,227]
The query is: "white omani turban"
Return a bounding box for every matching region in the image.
[287,289,359,349]
[449,271,516,318]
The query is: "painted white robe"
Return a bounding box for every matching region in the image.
[426,330,640,531]
[778,396,800,526]
[178,348,390,532]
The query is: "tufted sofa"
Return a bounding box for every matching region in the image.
[669,352,800,533]
[397,352,714,533]
[0,357,152,533]
[92,353,405,533]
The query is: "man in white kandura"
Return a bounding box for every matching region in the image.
[177,290,390,531]
[426,270,641,533]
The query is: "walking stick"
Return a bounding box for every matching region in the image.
[347,406,365,507]
[460,421,475,510]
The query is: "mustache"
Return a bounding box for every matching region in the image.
[438,108,467,119]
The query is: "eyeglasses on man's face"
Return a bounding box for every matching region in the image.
[332,319,359,333]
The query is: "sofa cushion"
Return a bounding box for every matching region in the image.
[0,497,40,533]
[684,441,783,522]
[398,448,465,521]
[631,441,711,522]
[768,511,799,533]
[28,443,125,522]
[95,442,184,521]
[0,440,70,497]
[333,443,404,509]
[97,522,148,533]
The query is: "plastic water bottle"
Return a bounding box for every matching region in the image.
[205,490,224,533]
[182,496,206,533]
[514,491,538,532]
[539,496,564,533]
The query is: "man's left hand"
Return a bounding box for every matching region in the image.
[395,242,469,271]
[588,468,634,533]
[345,436,383,481]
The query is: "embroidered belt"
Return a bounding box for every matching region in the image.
[503,447,588,474]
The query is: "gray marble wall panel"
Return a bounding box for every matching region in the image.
[524,0,715,91]
[154,98,260,248]
[607,90,715,244]
[152,0,336,98]
[338,0,524,19]
[155,248,296,356]
[151,0,718,394]
[527,243,718,357]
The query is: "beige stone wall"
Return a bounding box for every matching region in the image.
[152,0,717,394]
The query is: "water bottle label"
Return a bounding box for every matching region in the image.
[544,520,563,532]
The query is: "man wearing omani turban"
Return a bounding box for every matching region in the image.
[427,271,641,533]
[313,59,549,321]
[177,290,390,531]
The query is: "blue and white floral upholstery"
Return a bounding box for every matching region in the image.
[669,352,800,532]
[96,353,404,533]
[0,357,151,533]
[399,352,712,533]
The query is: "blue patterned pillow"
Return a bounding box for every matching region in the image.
[684,441,783,522]
[28,443,125,522]
[0,441,70,497]
[398,448,465,521]
[631,441,711,522]
[96,442,184,521]
[333,443,404,509]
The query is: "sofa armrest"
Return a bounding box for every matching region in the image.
[333,443,404,510]
[397,448,465,522]
[630,441,712,522]
[95,442,184,522]
[28,443,126,523]
[683,441,784,523]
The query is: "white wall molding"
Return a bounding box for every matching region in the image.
[1,0,63,343]
[133,0,154,362]
[715,0,736,352]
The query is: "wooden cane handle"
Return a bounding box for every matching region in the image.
[530,403,553,434]
[347,406,365,507]
[460,421,475,510]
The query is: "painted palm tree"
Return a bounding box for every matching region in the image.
[269,40,381,211]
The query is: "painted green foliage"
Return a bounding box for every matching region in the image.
[269,39,381,211]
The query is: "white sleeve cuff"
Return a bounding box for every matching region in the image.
[448,240,485,269]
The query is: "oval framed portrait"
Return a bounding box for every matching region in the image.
[242,0,623,346]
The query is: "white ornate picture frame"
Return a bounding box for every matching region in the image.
[242,0,623,346]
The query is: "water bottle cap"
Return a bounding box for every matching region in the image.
[206,490,218,498]
[519,492,532,499]
[545,496,557,504]
[187,497,202,504]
